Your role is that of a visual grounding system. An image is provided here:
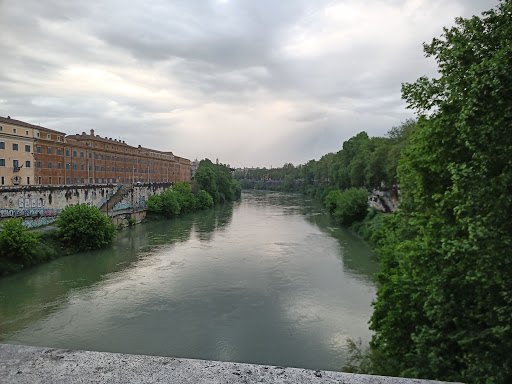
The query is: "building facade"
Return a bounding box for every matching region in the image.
[0,116,191,187]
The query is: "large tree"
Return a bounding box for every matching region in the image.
[370,2,512,383]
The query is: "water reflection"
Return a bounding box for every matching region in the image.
[0,191,377,371]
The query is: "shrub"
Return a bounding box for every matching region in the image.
[0,218,39,273]
[332,188,369,226]
[196,190,214,210]
[57,204,116,252]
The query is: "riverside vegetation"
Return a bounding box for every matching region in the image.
[0,160,241,276]
[238,2,512,383]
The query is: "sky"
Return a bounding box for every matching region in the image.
[0,0,498,168]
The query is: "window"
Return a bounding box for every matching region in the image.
[121,167,124,172]
[106,156,110,160]
[47,134,51,139]
[66,150,70,156]
[13,160,19,170]
[107,166,110,171]
[66,163,70,170]
[37,161,42,168]
[25,145,30,152]
[74,177,78,184]
[73,151,77,157]
[49,177,52,184]
[12,143,18,151]
[0,142,4,149]
[58,162,62,169]
[0,126,2,131]
[89,153,92,159]
[73,164,78,170]
[66,177,70,184]
[26,130,29,135]
[81,164,84,170]
[1,176,3,185]
[36,132,40,137]
[57,136,61,141]
[95,166,99,171]
[59,177,61,184]
[101,166,104,171]
[95,178,99,183]
[48,162,52,169]
[81,177,84,184]
[38,176,41,184]
[89,178,93,183]
[37,146,42,153]
[0,159,5,166]
[27,177,30,185]
[107,178,110,183]
[89,165,92,171]
[95,153,98,159]
[80,152,84,158]
[101,154,104,160]
[25,161,30,168]
[57,148,62,155]
[101,178,105,183]
[47,147,53,154]
[13,128,17,133]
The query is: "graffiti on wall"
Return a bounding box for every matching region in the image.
[0,208,61,218]
[22,216,58,229]
[18,198,45,209]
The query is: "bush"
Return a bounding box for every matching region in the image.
[332,188,369,226]
[196,190,214,210]
[0,218,39,273]
[160,189,181,218]
[57,204,116,252]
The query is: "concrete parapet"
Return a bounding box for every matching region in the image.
[0,344,459,384]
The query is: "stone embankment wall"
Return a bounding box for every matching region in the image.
[0,344,459,384]
[0,183,173,228]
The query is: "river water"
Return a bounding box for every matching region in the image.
[0,191,378,371]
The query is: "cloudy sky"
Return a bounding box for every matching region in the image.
[0,0,498,168]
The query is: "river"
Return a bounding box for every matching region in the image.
[0,191,378,371]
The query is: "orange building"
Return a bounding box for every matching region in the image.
[0,116,191,187]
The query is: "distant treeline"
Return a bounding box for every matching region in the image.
[234,119,414,200]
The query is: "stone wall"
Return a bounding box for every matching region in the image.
[0,183,174,228]
[0,344,459,384]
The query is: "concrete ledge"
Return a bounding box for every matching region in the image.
[0,344,457,384]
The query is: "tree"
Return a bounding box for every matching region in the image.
[331,188,369,226]
[370,2,512,383]
[195,166,219,203]
[160,189,181,218]
[0,218,39,272]
[196,190,214,210]
[57,204,116,252]
[172,182,196,213]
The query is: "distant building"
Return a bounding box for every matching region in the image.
[0,116,191,187]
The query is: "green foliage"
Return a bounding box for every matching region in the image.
[126,217,136,226]
[370,2,512,383]
[0,218,39,274]
[194,159,241,203]
[172,182,196,213]
[57,204,116,252]
[196,190,214,209]
[147,194,163,213]
[236,121,414,195]
[325,190,342,213]
[160,189,181,218]
[327,188,369,226]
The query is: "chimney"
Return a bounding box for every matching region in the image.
[90,129,95,136]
